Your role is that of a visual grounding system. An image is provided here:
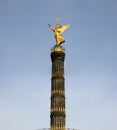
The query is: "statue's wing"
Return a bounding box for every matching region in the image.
[59,24,70,34]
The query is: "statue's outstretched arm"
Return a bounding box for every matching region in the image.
[48,24,55,32]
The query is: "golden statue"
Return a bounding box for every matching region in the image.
[48,18,70,45]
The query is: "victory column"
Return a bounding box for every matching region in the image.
[48,18,70,130]
[37,18,78,130]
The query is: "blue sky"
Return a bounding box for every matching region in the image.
[0,0,117,130]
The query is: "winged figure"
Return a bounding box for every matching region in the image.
[48,18,70,45]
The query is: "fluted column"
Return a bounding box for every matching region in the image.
[50,45,66,130]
